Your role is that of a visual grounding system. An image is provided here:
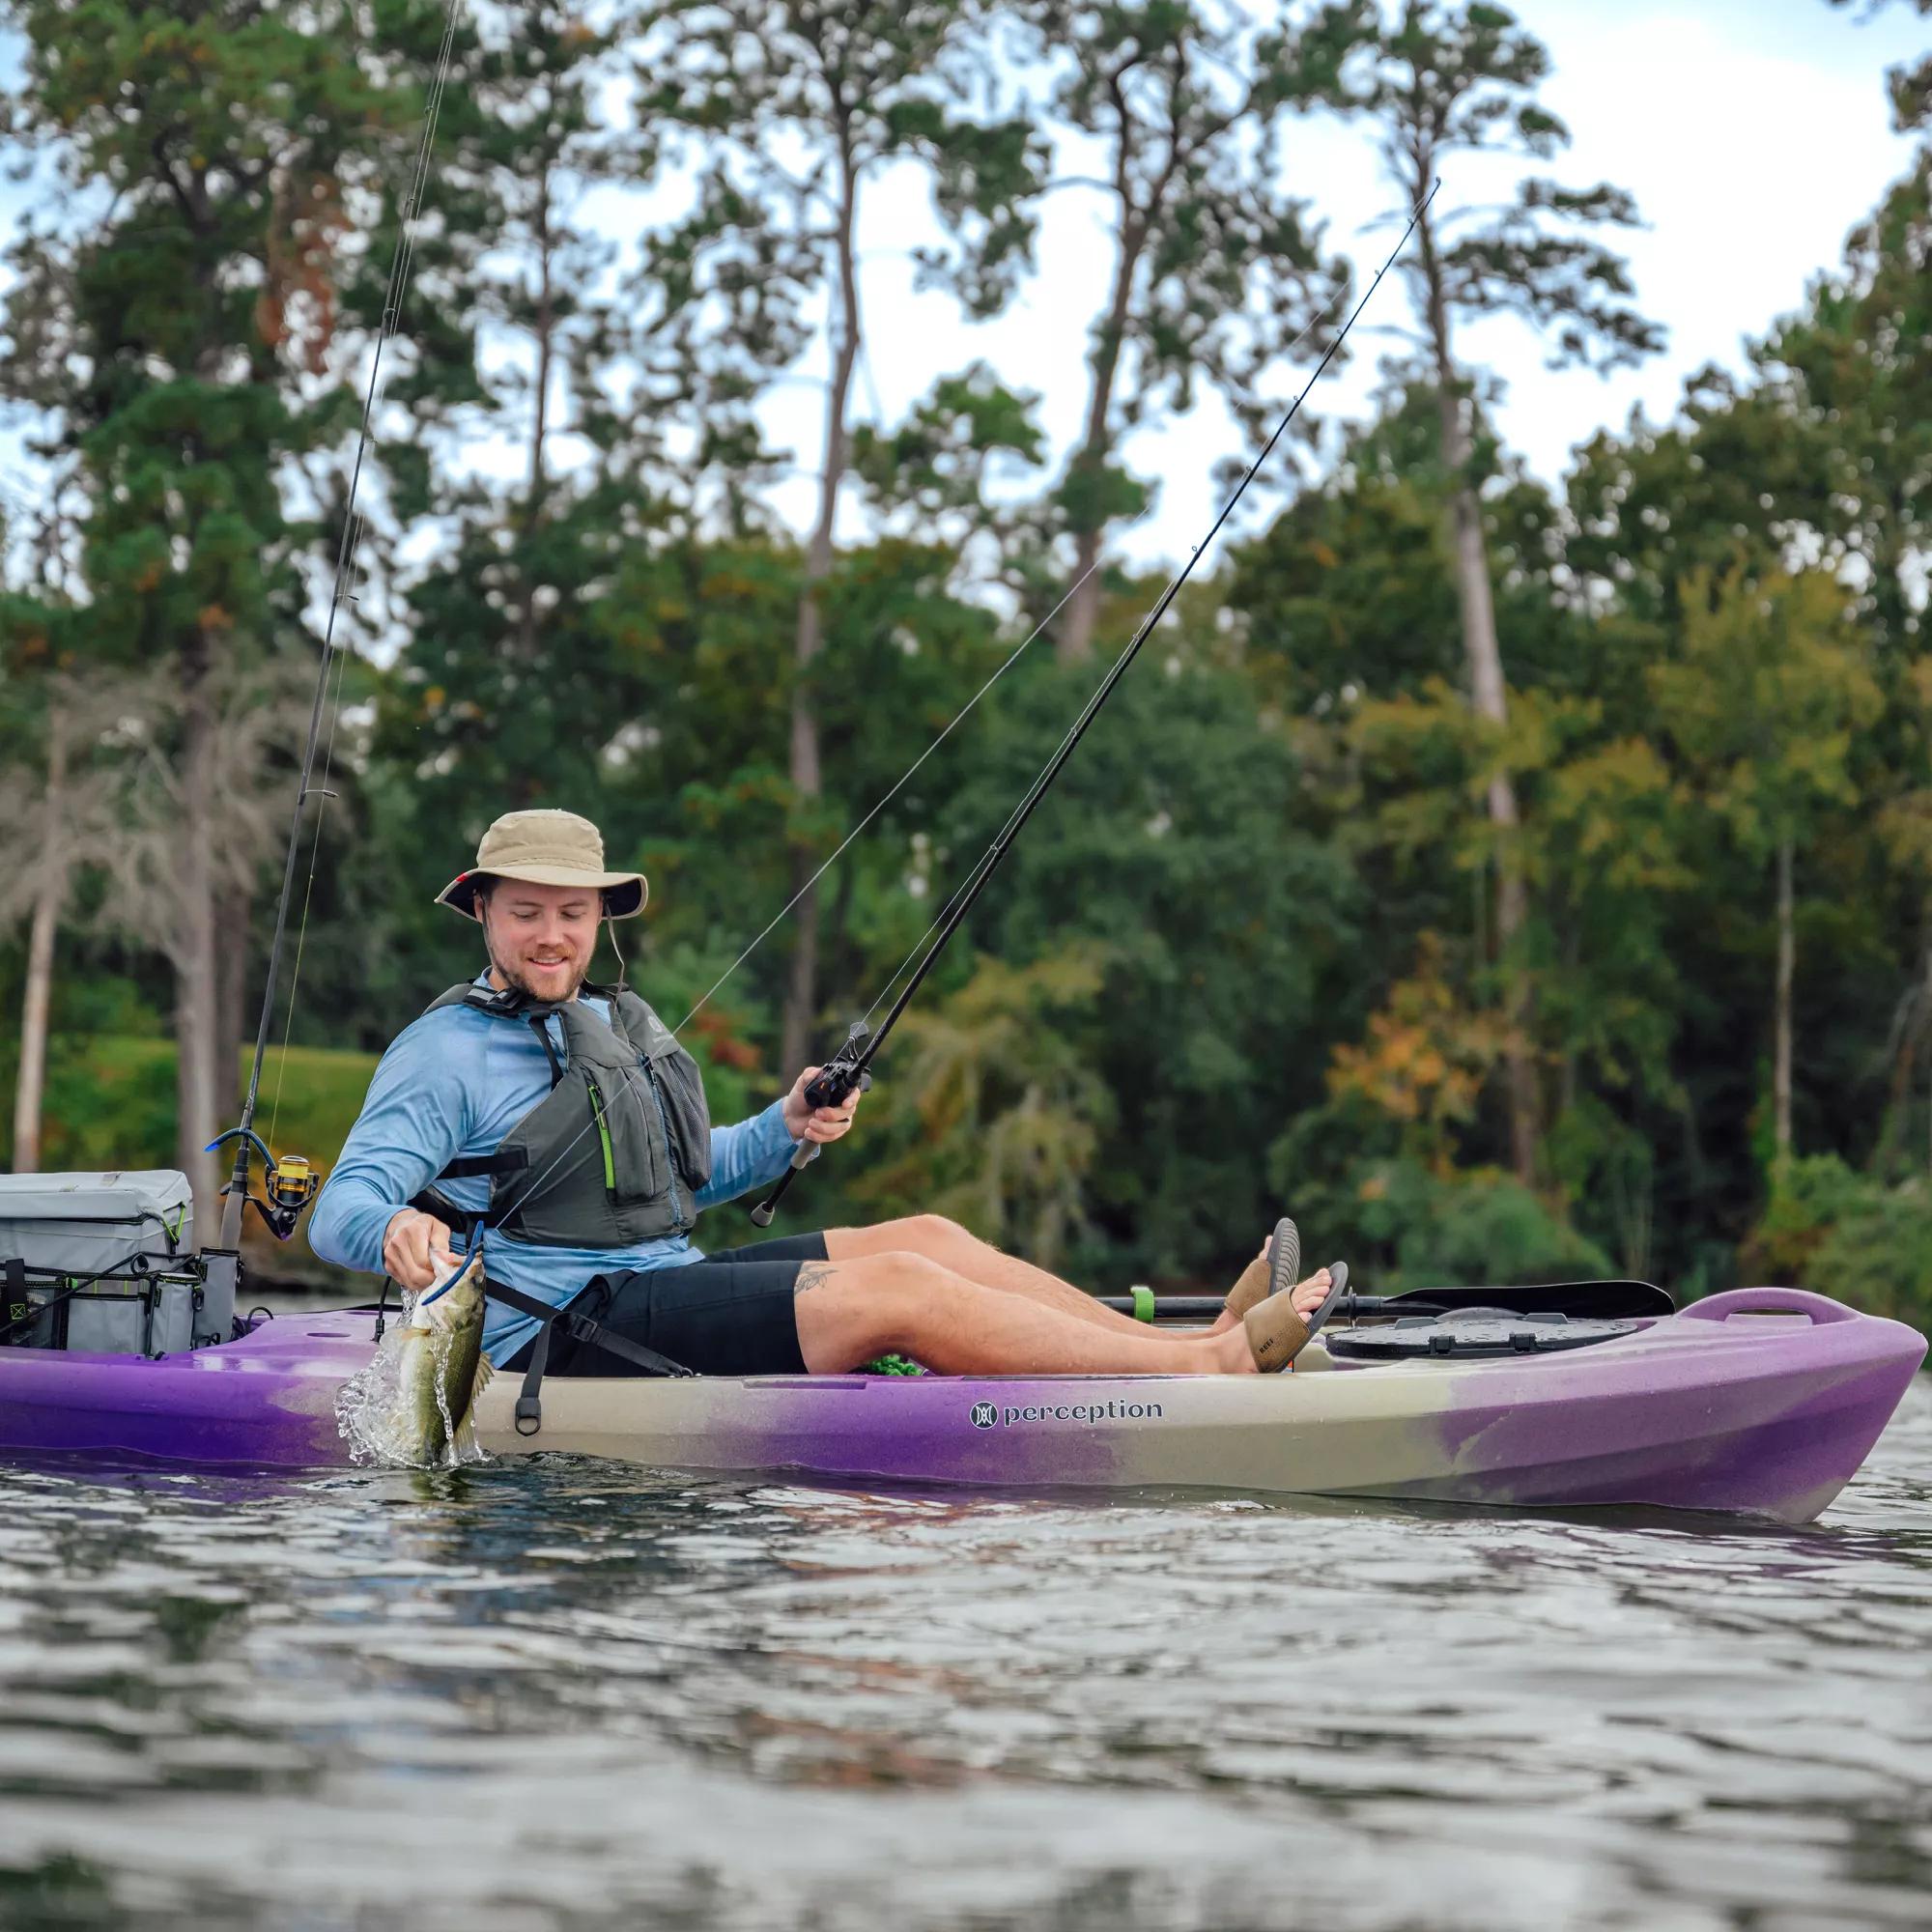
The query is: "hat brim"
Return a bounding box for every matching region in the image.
[437,866,647,922]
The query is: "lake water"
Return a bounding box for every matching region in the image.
[2,1381,1928,1931]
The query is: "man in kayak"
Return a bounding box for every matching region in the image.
[311,810,1331,1382]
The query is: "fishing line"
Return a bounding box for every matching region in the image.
[268,564,365,1143]
[849,185,1443,1042]
[745,179,1442,1225]
[672,556,1101,1037]
[675,224,1379,1039]
[507,190,1434,1227]
[265,614,355,1144]
[482,554,1101,1232]
[232,0,467,1218]
[855,589,1169,1034]
[489,564,1106,1237]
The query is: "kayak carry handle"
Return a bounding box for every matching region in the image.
[1681,1288,1861,1326]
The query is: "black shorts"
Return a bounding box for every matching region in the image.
[497,1233,828,1378]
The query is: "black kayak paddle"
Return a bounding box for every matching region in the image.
[1095,1279,1673,1323]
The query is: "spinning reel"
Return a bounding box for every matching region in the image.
[206,1128,321,1241]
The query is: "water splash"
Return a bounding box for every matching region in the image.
[333,1291,490,1470]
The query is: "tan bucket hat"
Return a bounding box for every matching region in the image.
[436,810,647,921]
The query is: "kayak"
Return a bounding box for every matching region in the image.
[1,1286,1921,1522]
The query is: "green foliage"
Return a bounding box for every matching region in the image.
[849,363,1047,546]
[1,0,446,621]
[1228,397,1464,713]
[1812,1184,1932,1331]
[996,0,1357,667]
[1267,1134,1612,1293]
[1746,1154,1932,1330]
[1019,0,1355,452]
[0,0,1926,1338]
[628,0,1047,391]
[924,629,1361,1280]
[1652,565,1882,866]
[1375,1163,1612,1291]
[36,1037,178,1176]
[852,951,1116,1271]
[9,1037,378,1282]
[1326,0,1663,376]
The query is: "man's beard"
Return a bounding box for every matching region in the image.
[486,944,586,1004]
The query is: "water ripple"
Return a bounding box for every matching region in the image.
[1,1384,1927,1929]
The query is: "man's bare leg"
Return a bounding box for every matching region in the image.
[824,1214,1165,1335]
[791,1251,1334,1377]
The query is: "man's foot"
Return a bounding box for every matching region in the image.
[1242,1265,1343,1373]
[1218,1216,1299,1329]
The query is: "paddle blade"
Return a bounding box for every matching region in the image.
[1383,1280,1674,1321]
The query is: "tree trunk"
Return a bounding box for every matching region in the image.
[1060,532,1105,668]
[1774,836,1794,1160]
[1059,207,1152,668]
[518,158,554,664]
[215,879,250,1125]
[12,711,69,1174]
[779,129,864,1079]
[1417,200,1540,1184]
[1557,920,1579,1122]
[1876,924,1931,1173]
[177,635,224,1240]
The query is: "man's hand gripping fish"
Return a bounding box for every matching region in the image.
[390,1251,493,1465]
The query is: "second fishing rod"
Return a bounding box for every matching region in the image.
[750,180,1441,1227]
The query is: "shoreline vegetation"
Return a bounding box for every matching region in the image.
[2,3,1928,1331]
[16,1041,379,1290]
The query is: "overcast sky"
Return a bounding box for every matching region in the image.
[0,1,1924,586]
[740,0,1929,570]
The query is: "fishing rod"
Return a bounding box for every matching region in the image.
[213,0,467,1252]
[749,179,1441,1227]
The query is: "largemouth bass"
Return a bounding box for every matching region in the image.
[337,1251,495,1467]
[398,1251,493,1465]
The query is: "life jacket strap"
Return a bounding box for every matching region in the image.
[408,1186,493,1240]
[437,1150,528,1182]
[485,1275,696,1437]
[526,1013,564,1087]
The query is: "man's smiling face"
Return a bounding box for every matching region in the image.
[480,879,602,1004]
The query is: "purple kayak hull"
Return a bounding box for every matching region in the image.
[0,1288,1922,1522]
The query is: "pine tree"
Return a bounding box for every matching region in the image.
[1012,0,1359,665]
[0,0,453,1227]
[1321,0,1662,1182]
[626,0,1047,1075]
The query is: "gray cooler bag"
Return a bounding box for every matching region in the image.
[0,1170,221,1355]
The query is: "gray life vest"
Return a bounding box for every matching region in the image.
[413,980,714,1248]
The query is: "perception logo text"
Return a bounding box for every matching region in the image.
[967,1398,1164,1429]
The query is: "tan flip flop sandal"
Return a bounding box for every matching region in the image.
[1226,1216,1299,1321]
[1245,1260,1350,1372]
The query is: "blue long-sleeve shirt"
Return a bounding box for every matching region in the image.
[310,980,800,1364]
